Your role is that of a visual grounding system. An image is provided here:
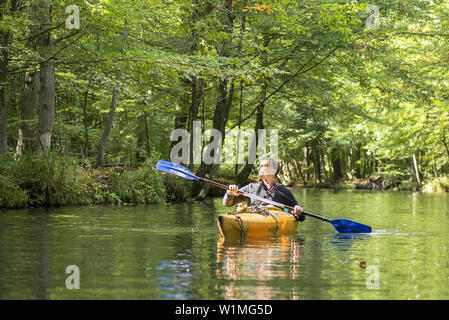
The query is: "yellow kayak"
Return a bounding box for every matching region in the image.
[217,205,300,239]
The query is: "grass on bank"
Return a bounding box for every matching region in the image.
[0,155,191,209]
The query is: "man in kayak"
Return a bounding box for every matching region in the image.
[223,158,306,221]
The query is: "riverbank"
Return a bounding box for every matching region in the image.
[195,173,449,197]
[304,175,449,193]
[2,156,448,209]
[0,156,191,209]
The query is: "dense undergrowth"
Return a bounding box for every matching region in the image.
[2,155,448,209]
[0,155,191,209]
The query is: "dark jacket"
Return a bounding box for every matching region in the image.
[222,181,305,221]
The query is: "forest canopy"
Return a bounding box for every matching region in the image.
[1,0,448,208]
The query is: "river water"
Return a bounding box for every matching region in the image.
[1,189,448,300]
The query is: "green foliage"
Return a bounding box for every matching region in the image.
[107,164,167,204]
[0,174,29,208]
[423,177,449,193]
[2,0,449,202]
[0,155,91,207]
[162,174,191,202]
[0,156,173,208]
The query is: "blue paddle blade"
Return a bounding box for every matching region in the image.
[156,160,198,181]
[330,219,372,233]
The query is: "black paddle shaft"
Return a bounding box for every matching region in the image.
[200,177,331,222]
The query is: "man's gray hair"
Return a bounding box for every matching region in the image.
[262,157,279,175]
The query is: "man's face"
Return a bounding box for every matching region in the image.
[257,160,276,177]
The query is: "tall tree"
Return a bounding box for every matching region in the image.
[37,0,55,156]
[95,22,129,168]
[195,0,236,199]
[0,0,19,155]
[17,71,39,155]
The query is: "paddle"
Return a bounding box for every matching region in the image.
[156,160,372,233]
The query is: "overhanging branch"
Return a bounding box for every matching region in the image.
[226,45,341,133]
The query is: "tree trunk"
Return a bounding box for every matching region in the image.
[135,109,151,162]
[188,77,202,169]
[0,93,6,155]
[412,153,421,185]
[38,61,54,156]
[234,10,247,175]
[294,158,307,186]
[0,70,7,155]
[144,111,151,158]
[305,146,313,183]
[353,144,362,178]
[331,147,343,182]
[235,38,270,186]
[82,90,89,157]
[171,1,203,158]
[441,134,449,164]
[195,78,233,199]
[31,0,55,156]
[0,0,17,155]
[95,87,119,168]
[312,145,321,184]
[95,23,128,168]
[186,2,204,168]
[17,71,39,156]
[170,82,189,159]
[236,94,266,186]
[320,148,330,185]
[235,83,244,175]
[0,22,9,155]
[194,0,236,199]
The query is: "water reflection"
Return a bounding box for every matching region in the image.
[329,233,373,251]
[2,190,449,299]
[216,235,304,299]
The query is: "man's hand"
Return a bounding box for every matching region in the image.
[228,184,240,196]
[293,205,303,214]
[292,205,305,221]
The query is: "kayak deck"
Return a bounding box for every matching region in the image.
[217,205,300,239]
